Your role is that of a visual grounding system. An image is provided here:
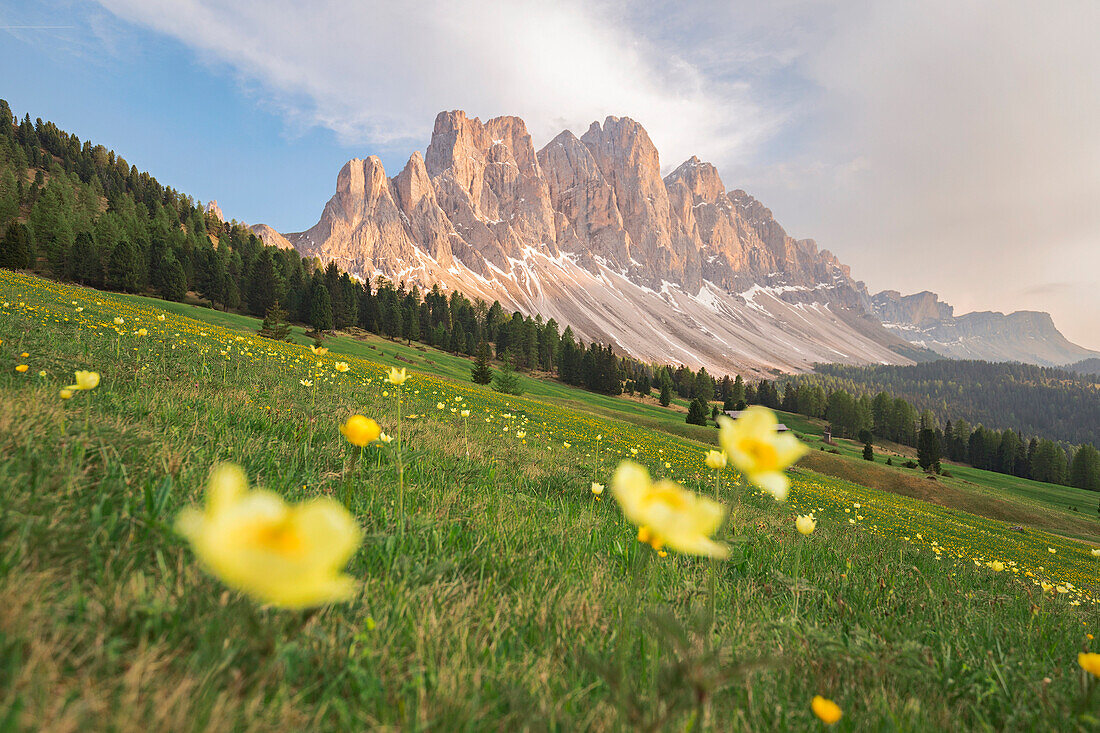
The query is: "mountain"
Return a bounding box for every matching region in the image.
[253,110,920,376]
[1066,357,1100,376]
[872,290,1099,366]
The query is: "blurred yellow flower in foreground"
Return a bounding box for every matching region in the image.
[176,463,361,609]
[70,370,100,390]
[811,696,842,725]
[796,514,817,535]
[59,388,73,399]
[1079,653,1100,679]
[15,364,28,373]
[1091,549,1100,558]
[705,450,727,470]
[387,367,408,385]
[340,415,381,447]
[717,406,808,501]
[611,461,728,559]
[310,345,328,355]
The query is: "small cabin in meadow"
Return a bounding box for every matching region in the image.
[723,410,790,432]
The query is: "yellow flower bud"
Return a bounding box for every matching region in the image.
[340,415,381,447]
[811,696,842,725]
[796,514,817,535]
[705,450,727,470]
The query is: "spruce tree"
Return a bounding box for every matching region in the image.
[471,342,493,385]
[686,397,708,426]
[862,440,874,461]
[0,222,32,269]
[258,300,293,341]
[309,278,334,332]
[659,377,672,407]
[492,356,523,395]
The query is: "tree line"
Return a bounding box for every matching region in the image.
[759,375,1100,492]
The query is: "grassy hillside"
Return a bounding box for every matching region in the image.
[3,270,1100,730]
[131,292,1100,544]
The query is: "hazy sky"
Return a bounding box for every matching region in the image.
[3,0,1098,348]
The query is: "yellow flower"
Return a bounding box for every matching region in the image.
[811,696,842,725]
[113,317,124,325]
[705,450,727,470]
[157,314,165,321]
[1041,582,1054,593]
[37,370,46,377]
[717,407,808,501]
[175,463,361,609]
[516,431,527,439]
[379,432,393,444]
[310,345,328,355]
[1080,653,1100,679]
[20,352,28,358]
[1048,547,1057,554]
[1091,549,1100,558]
[15,364,28,373]
[340,415,381,447]
[59,388,73,399]
[136,328,148,337]
[630,448,639,455]
[387,367,408,385]
[460,409,470,418]
[591,482,604,496]
[334,362,349,372]
[990,561,1005,572]
[611,461,729,559]
[437,402,445,409]
[564,442,571,448]
[299,379,313,387]
[796,514,817,535]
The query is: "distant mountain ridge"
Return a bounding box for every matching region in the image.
[871,290,1098,367]
[250,109,1088,374]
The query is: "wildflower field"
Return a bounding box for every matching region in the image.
[2,269,1099,730]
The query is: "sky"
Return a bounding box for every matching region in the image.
[2,0,1098,348]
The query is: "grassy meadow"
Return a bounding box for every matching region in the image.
[3,269,1100,730]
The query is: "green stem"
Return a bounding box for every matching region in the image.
[396,387,405,535]
[793,540,804,622]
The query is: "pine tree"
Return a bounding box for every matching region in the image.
[258,300,293,341]
[917,427,941,473]
[471,342,493,385]
[0,222,32,269]
[491,356,523,395]
[105,238,141,292]
[686,397,708,426]
[309,277,334,332]
[862,440,874,461]
[659,374,672,407]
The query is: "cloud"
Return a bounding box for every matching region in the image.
[94,0,1100,350]
[94,0,781,171]
[739,1,1100,349]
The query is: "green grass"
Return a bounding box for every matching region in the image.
[3,271,1100,730]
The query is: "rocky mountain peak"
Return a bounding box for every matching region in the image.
[205,200,224,222]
